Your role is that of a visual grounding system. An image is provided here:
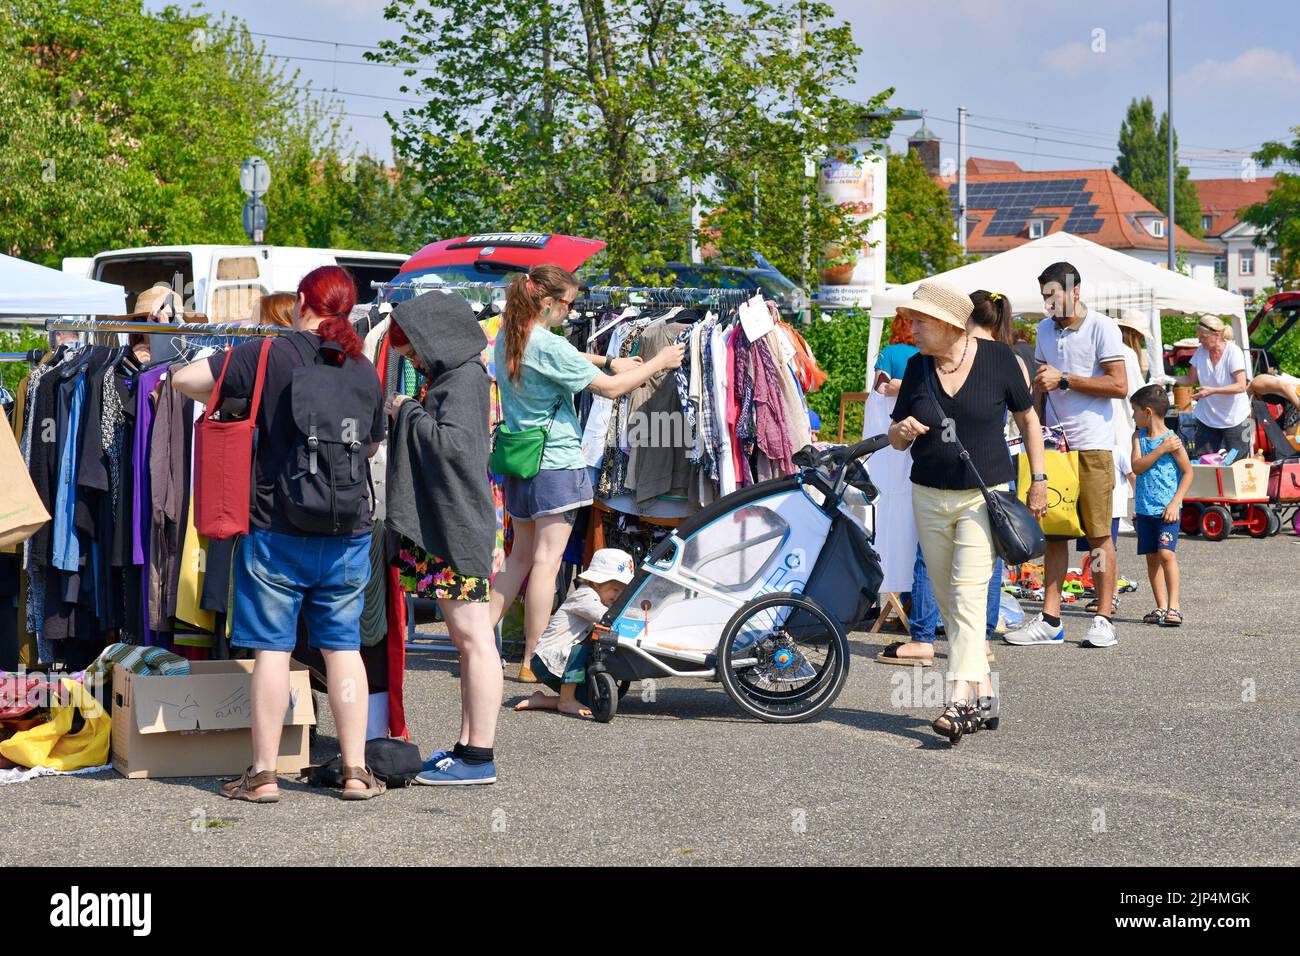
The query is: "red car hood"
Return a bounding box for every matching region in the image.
[400,232,606,276]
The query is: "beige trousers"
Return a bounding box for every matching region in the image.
[911,482,1000,685]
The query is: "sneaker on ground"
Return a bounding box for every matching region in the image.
[415,755,497,786]
[1082,615,1118,648]
[420,749,452,772]
[1002,613,1065,646]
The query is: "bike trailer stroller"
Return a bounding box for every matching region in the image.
[583,436,888,723]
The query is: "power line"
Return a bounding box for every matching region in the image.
[887,130,1252,172]
[293,84,424,106]
[250,30,386,52]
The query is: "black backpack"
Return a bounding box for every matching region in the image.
[302,738,424,789]
[277,334,378,535]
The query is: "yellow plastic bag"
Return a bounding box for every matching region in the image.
[1019,449,1084,538]
[0,678,110,771]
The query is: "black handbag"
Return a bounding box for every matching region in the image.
[919,357,1045,565]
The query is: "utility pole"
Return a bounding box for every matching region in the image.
[798,0,809,290]
[957,106,968,254]
[1166,0,1176,269]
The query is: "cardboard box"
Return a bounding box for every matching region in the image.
[1187,459,1268,501]
[111,659,315,779]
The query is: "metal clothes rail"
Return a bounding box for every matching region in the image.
[44,319,287,337]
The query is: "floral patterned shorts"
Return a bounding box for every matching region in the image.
[395,538,490,603]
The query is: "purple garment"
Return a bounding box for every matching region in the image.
[752,338,794,474]
[132,365,167,646]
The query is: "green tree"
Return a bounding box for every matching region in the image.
[1114,96,1201,236]
[0,0,365,265]
[371,0,886,281]
[884,148,967,283]
[1240,128,1300,287]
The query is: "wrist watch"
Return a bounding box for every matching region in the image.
[1031,473,1049,482]
[1058,374,1070,391]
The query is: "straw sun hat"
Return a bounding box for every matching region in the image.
[896,280,973,331]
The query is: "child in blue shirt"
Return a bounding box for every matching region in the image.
[1129,384,1193,627]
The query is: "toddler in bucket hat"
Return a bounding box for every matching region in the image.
[515,549,635,718]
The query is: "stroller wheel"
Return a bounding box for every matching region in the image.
[717,592,849,724]
[587,672,619,723]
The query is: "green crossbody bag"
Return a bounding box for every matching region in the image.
[488,400,562,479]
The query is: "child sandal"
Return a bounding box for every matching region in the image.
[1142,608,1167,625]
[1159,609,1183,627]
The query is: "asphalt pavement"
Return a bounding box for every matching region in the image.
[2,528,1297,866]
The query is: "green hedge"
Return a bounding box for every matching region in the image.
[802,308,878,441]
[1,330,47,396]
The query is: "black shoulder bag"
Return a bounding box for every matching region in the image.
[920,356,1045,564]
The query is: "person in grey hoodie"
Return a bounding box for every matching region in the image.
[384,291,502,786]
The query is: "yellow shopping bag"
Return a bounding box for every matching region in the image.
[0,678,110,771]
[1019,449,1084,538]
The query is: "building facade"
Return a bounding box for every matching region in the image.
[1193,177,1278,299]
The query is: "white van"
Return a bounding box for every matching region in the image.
[62,245,407,321]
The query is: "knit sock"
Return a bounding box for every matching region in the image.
[1043,613,1061,628]
[454,743,494,766]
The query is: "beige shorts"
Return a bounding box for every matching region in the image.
[1076,449,1115,540]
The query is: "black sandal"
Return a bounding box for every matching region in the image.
[932,702,978,744]
[1086,595,1121,614]
[1143,608,1167,625]
[1159,608,1183,627]
[977,696,1000,731]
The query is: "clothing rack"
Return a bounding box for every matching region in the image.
[43,318,288,337]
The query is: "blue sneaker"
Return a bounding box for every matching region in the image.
[420,749,453,772]
[415,755,497,786]
[1002,613,1065,646]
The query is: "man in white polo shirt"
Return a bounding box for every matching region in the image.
[1005,261,1130,649]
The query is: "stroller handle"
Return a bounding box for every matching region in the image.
[794,434,890,470]
[844,434,891,460]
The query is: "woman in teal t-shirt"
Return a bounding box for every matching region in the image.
[488,265,685,681]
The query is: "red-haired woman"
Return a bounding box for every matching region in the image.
[486,265,685,683]
[173,265,387,801]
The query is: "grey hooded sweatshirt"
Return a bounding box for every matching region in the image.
[386,292,495,580]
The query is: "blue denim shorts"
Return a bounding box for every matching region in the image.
[504,467,593,521]
[1135,514,1180,554]
[230,528,371,652]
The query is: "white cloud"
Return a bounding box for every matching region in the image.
[1179,48,1300,91]
[1041,20,1164,77]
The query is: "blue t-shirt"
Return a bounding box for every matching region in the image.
[1135,429,1181,516]
[876,343,919,381]
[494,324,598,471]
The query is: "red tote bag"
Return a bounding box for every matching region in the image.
[194,339,274,540]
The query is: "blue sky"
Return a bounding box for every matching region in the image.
[149,0,1300,180]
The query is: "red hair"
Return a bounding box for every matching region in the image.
[387,319,410,350]
[298,265,362,357]
[888,314,915,346]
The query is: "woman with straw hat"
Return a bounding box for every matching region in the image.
[1168,315,1251,458]
[887,280,1047,743]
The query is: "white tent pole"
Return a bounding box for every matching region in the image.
[865,312,884,394]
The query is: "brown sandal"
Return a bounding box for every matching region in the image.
[340,765,387,801]
[220,766,281,803]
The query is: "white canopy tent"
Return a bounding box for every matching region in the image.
[867,232,1249,383]
[0,253,126,319]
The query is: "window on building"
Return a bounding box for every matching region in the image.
[1028,219,1045,240]
[1149,218,1165,239]
[1240,250,1255,275]
[1269,253,1280,275]
[1214,256,1227,275]
[1202,214,1214,233]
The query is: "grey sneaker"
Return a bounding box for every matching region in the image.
[1082,615,1118,648]
[1002,613,1065,646]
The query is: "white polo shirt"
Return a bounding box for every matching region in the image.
[1190,342,1250,429]
[1035,310,1126,452]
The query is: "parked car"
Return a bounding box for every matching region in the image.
[588,253,808,320]
[63,244,407,321]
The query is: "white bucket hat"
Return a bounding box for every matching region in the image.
[578,548,635,586]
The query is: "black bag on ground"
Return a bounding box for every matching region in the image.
[304,738,423,789]
[802,516,884,632]
[276,335,377,535]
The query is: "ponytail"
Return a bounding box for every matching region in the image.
[969,290,1015,346]
[501,264,578,383]
[298,265,362,358]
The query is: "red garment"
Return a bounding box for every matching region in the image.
[779,321,828,393]
[374,331,409,741]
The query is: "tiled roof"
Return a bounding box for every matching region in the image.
[940,163,1219,255]
[1191,177,1275,236]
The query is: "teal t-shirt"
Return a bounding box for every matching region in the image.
[875,343,919,381]
[494,324,598,471]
